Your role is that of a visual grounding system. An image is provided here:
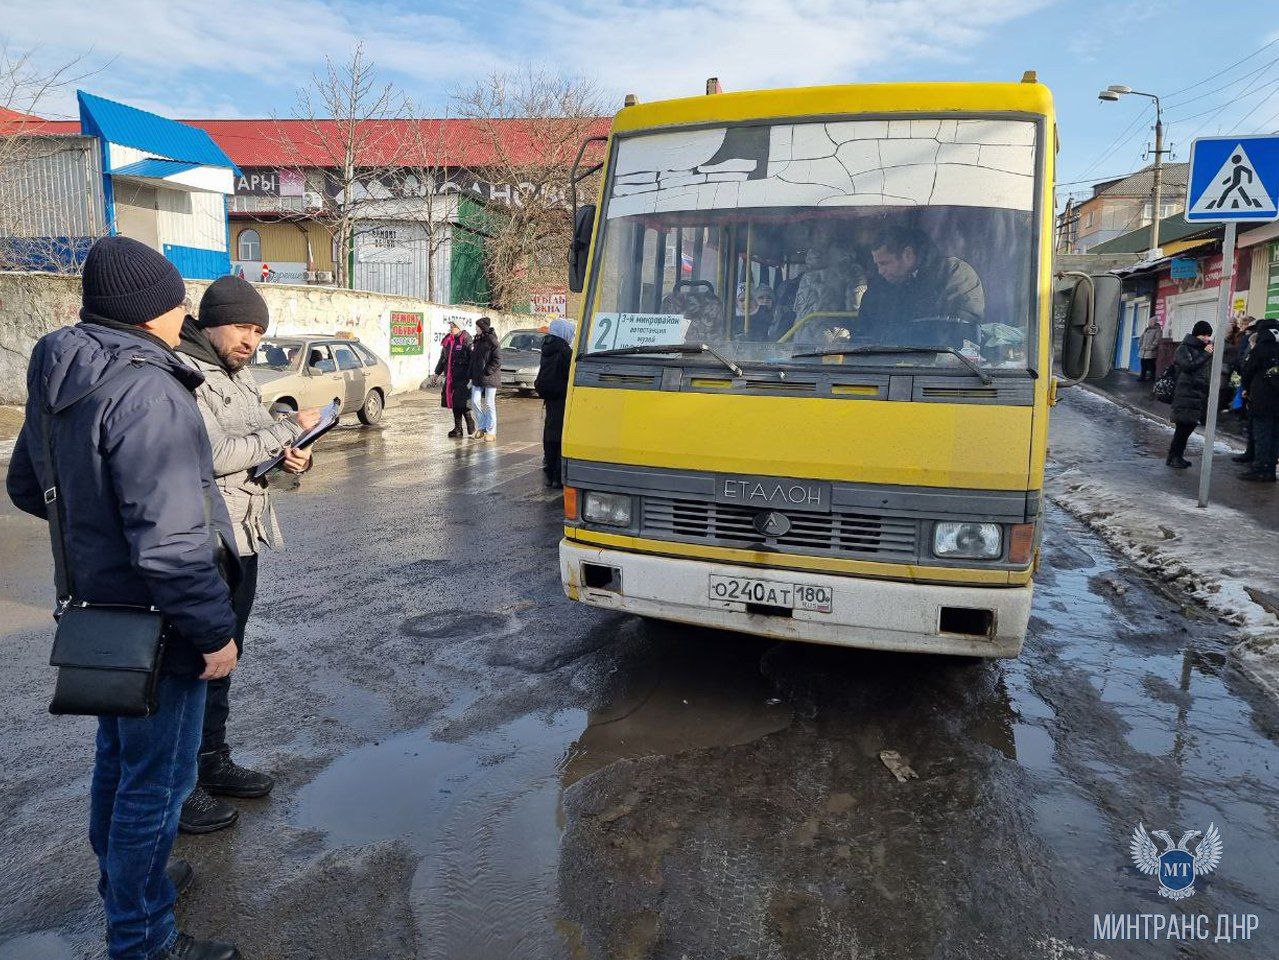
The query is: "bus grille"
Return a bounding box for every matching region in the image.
[641,497,918,561]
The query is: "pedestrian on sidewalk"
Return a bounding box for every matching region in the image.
[5,236,241,960]
[1233,317,1276,466]
[535,318,575,488]
[434,320,474,438]
[175,277,317,834]
[1239,325,1279,483]
[469,317,502,442]
[1166,321,1214,470]
[1138,316,1162,381]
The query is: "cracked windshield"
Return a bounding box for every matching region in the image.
[585,118,1039,372]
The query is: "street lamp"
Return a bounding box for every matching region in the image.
[1098,85,1166,254]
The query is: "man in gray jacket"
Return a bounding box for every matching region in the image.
[175,276,318,833]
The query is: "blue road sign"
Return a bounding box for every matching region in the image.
[1185,135,1279,222]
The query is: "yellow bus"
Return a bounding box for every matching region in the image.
[558,77,1063,658]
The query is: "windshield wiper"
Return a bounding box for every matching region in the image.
[792,345,993,385]
[586,342,744,377]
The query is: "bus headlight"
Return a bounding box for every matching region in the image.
[583,491,634,527]
[933,522,1002,560]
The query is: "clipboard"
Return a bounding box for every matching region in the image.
[251,400,339,480]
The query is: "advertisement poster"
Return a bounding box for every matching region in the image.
[529,288,568,320]
[389,311,425,356]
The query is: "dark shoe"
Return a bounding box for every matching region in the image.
[179,786,239,834]
[1232,453,1255,464]
[1240,472,1277,483]
[1167,457,1192,469]
[166,858,195,898]
[199,747,274,799]
[160,932,241,960]
[447,428,462,438]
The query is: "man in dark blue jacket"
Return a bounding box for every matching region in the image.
[6,236,241,960]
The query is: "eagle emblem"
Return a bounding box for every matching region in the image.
[1130,822,1223,900]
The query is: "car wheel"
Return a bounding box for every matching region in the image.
[357,389,384,425]
[269,399,296,417]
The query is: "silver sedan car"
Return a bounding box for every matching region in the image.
[249,335,392,425]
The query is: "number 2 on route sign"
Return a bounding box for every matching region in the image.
[1185,135,1279,223]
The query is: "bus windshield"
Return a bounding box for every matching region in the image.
[583,117,1040,372]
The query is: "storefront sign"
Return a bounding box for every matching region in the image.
[235,168,305,197]
[389,311,425,356]
[1170,257,1199,280]
[1267,241,1279,319]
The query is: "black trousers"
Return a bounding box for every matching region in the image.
[1140,357,1156,381]
[1254,414,1279,477]
[543,398,565,483]
[202,552,258,755]
[452,409,475,433]
[1168,420,1197,462]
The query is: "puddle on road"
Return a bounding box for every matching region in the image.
[1003,507,1279,942]
[295,626,793,959]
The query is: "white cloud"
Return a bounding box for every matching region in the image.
[0,0,1052,118]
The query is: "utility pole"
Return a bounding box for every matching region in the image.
[1098,85,1168,254]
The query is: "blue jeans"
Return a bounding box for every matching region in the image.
[91,673,206,960]
[470,385,497,433]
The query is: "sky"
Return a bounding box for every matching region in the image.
[3,0,1279,203]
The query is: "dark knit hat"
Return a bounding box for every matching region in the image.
[80,235,186,325]
[197,275,269,331]
[1191,320,1213,338]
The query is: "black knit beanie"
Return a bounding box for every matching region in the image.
[1191,320,1213,338]
[80,236,186,326]
[197,275,269,331]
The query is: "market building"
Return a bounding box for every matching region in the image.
[0,92,236,277]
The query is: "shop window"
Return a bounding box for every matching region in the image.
[237,228,261,262]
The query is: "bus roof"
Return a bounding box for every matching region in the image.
[610,81,1053,136]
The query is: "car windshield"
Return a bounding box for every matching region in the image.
[582,117,1039,373]
[502,331,545,351]
[251,340,304,371]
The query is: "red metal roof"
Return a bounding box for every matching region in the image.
[3,115,610,168]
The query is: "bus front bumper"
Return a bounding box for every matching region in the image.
[560,540,1031,658]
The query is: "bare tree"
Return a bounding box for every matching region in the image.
[452,68,605,311]
[0,44,102,272]
[274,43,453,294]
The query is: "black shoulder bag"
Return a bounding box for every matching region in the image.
[41,400,167,717]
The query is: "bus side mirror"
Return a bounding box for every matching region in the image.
[1059,273,1122,384]
[568,203,595,294]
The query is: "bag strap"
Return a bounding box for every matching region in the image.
[40,406,74,606]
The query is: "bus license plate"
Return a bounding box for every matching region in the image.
[708,575,833,613]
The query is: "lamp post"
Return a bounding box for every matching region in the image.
[1098,85,1167,255]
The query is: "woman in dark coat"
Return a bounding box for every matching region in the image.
[1239,325,1279,482]
[1166,321,1214,469]
[535,318,575,487]
[434,321,474,438]
[468,317,502,441]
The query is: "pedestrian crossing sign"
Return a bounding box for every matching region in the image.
[1185,135,1279,222]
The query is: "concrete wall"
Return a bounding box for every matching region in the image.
[0,271,529,404]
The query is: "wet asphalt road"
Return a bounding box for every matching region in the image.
[1,391,1277,960]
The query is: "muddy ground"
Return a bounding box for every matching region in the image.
[1,393,1276,960]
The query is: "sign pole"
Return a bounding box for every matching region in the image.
[1196,221,1236,509]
